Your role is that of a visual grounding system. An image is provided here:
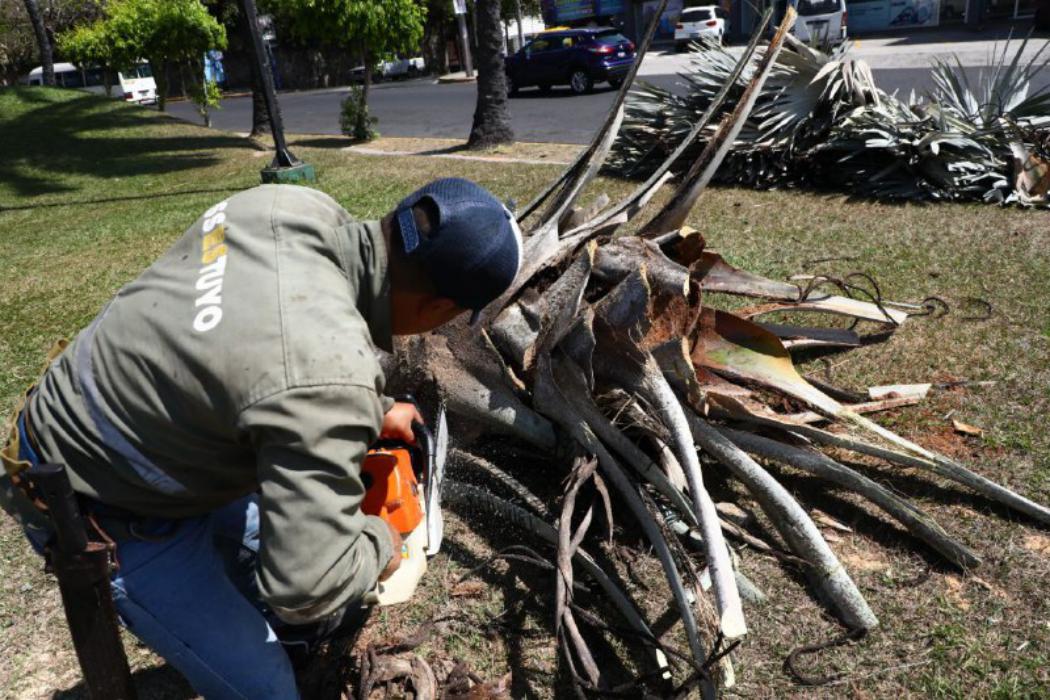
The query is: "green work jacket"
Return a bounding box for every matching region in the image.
[23,184,395,624]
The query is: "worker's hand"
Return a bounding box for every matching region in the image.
[380,401,423,445]
[378,520,403,582]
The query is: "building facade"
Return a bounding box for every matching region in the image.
[617,0,1043,41]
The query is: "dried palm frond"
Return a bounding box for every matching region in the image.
[607,34,1050,206]
[929,34,1050,129]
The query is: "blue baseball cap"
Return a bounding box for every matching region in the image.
[394,178,523,324]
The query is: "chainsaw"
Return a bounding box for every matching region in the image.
[361,399,447,607]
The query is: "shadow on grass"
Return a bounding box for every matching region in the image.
[53,664,196,700]
[291,136,351,149]
[438,537,560,699]
[0,88,250,199]
[441,486,652,698]
[0,186,241,212]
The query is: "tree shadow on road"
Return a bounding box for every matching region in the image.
[0,88,250,200]
[510,84,620,99]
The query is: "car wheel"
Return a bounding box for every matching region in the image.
[608,77,623,89]
[506,74,518,96]
[539,83,552,94]
[569,69,593,95]
[676,41,687,52]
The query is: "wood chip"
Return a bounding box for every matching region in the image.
[811,509,853,532]
[971,575,994,592]
[451,581,489,598]
[1023,534,1050,556]
[952,419,984,437]
[716,501,753,526]
[868,383,931,401]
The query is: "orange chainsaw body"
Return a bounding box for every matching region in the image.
[361,445,424,535]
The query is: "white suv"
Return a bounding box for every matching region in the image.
[674,6,727,50]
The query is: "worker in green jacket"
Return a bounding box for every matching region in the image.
[0,178,523,699]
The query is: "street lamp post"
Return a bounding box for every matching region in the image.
[240,0,315,183]
[453,0,474,78]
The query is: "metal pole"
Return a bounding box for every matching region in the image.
[28,463,136,700]
[515,0,525,52]
[240,0,298,169]
[456,13,475,77]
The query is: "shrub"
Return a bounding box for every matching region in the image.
[340,86,378,142]
[194,79,222,127]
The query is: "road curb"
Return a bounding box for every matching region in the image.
[436,73,477,84]
[345,145,568,166]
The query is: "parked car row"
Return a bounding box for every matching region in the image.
[22,8,848,108]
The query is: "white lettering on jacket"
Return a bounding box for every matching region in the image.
[194,200,229,333]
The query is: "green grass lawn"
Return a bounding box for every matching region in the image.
[1,86,1049,698]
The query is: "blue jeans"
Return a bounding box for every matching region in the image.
[108,496,300,699]
[18,418,299,699]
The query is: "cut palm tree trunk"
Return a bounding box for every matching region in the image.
[587,270,747,640]
[450,448,552,518]
[535,353,714,676]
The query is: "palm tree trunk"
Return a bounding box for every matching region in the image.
[467,0,514,149]
[23,0,54,86]
[155,60,169,111]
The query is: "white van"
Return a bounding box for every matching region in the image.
[26,61,157,104]
[792,0,848,45]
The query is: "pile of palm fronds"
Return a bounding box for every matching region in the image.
[378,8,1050,697]
[607,32,1050,205]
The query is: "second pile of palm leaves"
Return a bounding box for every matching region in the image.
[608,33,1050,205]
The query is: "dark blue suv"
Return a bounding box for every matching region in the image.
[504,28,636,96]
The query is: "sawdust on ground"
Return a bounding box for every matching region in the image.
[836,538,892,573]
[1023,533,1050,556]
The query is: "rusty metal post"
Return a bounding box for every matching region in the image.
[27,463,136,700]
[239,0,315,183]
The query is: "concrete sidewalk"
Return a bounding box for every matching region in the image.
[849,22,1050,67]
[636,23,1049,75]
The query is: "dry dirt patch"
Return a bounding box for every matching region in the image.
[1023,533,1050,556]
[340,136,580,164]
[837,539,892,573]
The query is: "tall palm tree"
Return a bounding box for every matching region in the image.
[467,0,513,149]
[23,0,54,85]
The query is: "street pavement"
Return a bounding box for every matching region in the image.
[169,32,1050,144]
